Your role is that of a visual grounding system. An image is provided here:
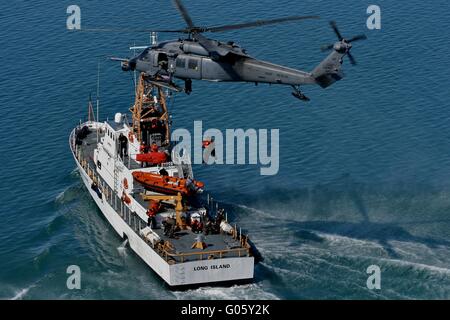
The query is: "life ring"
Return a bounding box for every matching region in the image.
[121,192,131,205]
[123,178,129,190]
[128,131,134,143]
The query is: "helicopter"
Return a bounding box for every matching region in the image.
[91,0,367,101]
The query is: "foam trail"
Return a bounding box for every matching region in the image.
[117,239,129,255]
[10,284,35,300]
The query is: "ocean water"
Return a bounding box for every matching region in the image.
[1,0,450,299]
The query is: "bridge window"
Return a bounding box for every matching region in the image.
[176,57,186,68]
[188,59,198,70]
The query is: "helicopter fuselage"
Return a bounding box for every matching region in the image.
[97,0,365,100]
[131,39,316,87]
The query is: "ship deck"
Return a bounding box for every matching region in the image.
[74,126,252,264]
[153,223,244,254]
[79,127,143,170]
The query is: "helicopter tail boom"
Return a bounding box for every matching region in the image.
[311,48,346,88]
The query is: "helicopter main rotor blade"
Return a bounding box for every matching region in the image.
[205,15,320,33]
[347,52,357,65]
[79,28,187,33]
[348,34,367,43]
[194,33,230,58]
[172,0,195,28]
[330,21,343,41]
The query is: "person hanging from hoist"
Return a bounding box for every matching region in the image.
[202,137,216,161]
[184,79,192,95]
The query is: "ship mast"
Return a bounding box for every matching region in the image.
[130,73,170,146]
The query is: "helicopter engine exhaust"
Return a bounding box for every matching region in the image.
[181,42,210,57]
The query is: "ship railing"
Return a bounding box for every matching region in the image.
[158,244,252,264]
[157,161,175,168]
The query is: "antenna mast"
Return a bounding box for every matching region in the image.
[96,61,100,122]
[151,32,158,46]
[96,61,100,143]
[133,42,137,94]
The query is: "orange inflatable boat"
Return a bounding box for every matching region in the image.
[132,171,204,196]
[136,151,168,165]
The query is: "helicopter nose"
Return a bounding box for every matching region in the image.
[128,58,137,70]
[121,58,137,72]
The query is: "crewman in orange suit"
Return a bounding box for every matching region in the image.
[150,143,159,153]
[146,200,160,228]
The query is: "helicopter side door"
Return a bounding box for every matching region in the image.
[174,56,202,80]
[174,55,189,79]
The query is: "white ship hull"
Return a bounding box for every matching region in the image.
[72,130,254,287]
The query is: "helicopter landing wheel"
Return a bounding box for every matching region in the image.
[291,86,310,102]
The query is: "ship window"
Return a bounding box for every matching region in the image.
[176,57,186,68]
[188,59,198,70]
[97,160,102,169]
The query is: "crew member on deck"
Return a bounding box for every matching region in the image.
[140,141,148,153]
[150,142,159,153]
[146,200,160,229]
[140,141,148,168]
[118,133,128,158]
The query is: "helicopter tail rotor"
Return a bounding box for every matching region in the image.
[320,21,367,65]
[312,22,366,88]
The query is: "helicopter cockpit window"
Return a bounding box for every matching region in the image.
[188,59,198,71]
[140,48,150,61]
[176,57,186,68]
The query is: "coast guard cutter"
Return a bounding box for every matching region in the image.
[69,74,257,287]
